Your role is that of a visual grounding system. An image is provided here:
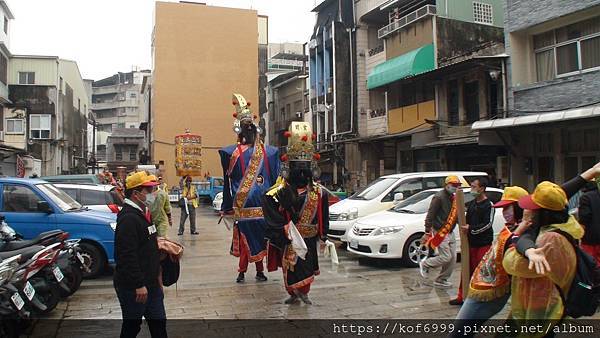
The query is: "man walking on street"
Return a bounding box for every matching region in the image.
[578,178,600,261]
[179,175,199,236]
[450,178,494,305]
[420,175,461,288]
[150,176,172,238]
[114,171,166,338]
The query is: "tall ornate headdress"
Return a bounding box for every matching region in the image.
[231,93,261,134]
[280,122,321,179]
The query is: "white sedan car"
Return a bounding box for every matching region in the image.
[346,188,505,267]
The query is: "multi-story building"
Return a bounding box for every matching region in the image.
[264,42,309,147]
[309,0,356,187]
[151,1,268,187]
[6,56,90,176]
[0,0,18,176]
[105,128,147,172]
[317,0,506,191]
[473,0,600,190]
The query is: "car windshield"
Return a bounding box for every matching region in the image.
[37,184,82,212]
[349,178,398,200]
[391,191,437,214]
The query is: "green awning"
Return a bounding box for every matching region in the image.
[367,44,435,90]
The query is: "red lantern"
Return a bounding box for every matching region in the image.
[233,112,238,118]
[253,115,257,120]
[247,102,251,107]
[232,101,237,106]
[281,154,288,162]
[283,131,292,138]
[313,153,321,160]
[301,135,308,142]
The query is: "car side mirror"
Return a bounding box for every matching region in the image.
[37,201,53,213]
[393,193,404,204]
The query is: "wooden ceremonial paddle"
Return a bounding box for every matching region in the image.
[455,189,470,299]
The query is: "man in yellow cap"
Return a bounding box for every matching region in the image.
[113,171,166,337]
[419,175,462,288]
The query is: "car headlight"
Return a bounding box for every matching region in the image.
[371,226,404,236]
[110,222,117,231]
[339,207,359,221]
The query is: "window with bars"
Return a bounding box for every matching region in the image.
[534,16,600,81]
[473,2,493,25]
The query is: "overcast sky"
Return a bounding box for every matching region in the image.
[7,0,317,80]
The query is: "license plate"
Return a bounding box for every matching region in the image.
[350,240,359,249]
[76,252,85,264]
[53,266,64,282]
[11,293,24,310]
[23,281,35,301]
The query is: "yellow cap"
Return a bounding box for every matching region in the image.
[493,186,529,208]
[445,175,461,185]
[519,181,568,211]
[126,171,160,190]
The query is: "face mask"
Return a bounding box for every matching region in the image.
[503,205,515,224]
[446,186,458,194]
[145,192,157,206]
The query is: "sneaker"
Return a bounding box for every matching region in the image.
[177,232,183,236]
[433,280,452,288]
[191,231,199,235]
[419,259,430,279]
[255,272,268,282]
[449,298,463,306]
[284,295,299,304]
[236,272,245,283]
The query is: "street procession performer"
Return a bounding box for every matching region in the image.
[219,93,280,283]
[262,121,330,305]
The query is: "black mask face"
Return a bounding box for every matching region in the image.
[239,122,257,145]
[289,161,312,188]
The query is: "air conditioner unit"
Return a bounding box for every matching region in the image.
[0,131,4,141]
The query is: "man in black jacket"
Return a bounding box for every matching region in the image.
[114,171,166,338]
[579,180,600,262]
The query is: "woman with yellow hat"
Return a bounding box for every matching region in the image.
[451,186,529,337]
[502,162,600,336]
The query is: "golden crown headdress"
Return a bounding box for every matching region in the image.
[231,93,260,134]
[281,122,320,162]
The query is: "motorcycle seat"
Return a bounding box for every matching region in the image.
[1,230,64,251]
[0,245,46,262]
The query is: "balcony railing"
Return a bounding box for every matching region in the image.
[378,5,437,39]
[368,45,384,57]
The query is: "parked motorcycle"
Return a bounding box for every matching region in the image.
[0,254,30,338]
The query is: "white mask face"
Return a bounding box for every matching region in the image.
[446,186,458,194]
[145,192,157,205]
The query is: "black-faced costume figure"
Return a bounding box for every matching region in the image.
[218,94,280,283]
[262,122,329,305]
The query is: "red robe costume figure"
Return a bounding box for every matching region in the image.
[262,122,329,305]
[219,94,280,283]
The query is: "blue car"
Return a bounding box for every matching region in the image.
[0,178,116,278]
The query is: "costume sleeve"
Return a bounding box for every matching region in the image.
[561,175,587,199]
[470,200,494,235]
[163,191,171,214]
[424,195,441,233]
[578,193,592,227]
[515,228,538,255]
[503,232,577,288]
[219,149,233,212]
[262,192,289,250]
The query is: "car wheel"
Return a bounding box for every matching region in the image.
[79,242,105,279]
[402,233,428,267]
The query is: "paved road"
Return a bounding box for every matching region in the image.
[30,204,513,336]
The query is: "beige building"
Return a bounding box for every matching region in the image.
[151,1,267,187]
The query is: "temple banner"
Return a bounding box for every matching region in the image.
[175,132,202,177]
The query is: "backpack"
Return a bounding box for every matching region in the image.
[553,229,600,318]
[161,256,180,287]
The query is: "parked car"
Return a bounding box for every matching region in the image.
[212,191,223,212]
[321,186,341,206]
[0,178,117,278]
[346,187,504,267]
[40,174,101,185]
[194,177,224,201]
[328,171,488,242]
[53,183,122,213]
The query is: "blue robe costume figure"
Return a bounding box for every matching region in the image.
[218,94,279,275]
